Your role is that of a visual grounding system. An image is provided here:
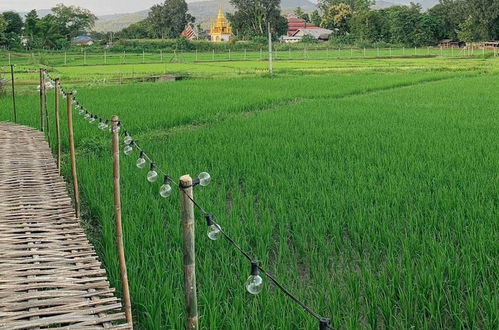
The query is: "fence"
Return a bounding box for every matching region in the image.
[20,68,335,329]
[2,46,498,67]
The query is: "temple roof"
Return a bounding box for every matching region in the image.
[210,6,232,35]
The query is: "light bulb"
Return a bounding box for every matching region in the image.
[78,107,85,115]
[159,176,172,198]
[98,120,105,130]
[245,261,263,295]
[205,214,221,240]
[84,112,90,120]
[136,152,146,169]
[112,122,121,133]
[198,172,211,186]
[103,120,109,130]
[89,115,96,124]
[123,142,133,156]
[147,163,158,182]
[124,132,133,145]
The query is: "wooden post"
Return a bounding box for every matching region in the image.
[54,78,61,173]
[67,93,80,218]
[195,49,198,61]
[44,73,51,147]
[39,69,45,131]
[104,51,107,64]
[10,65,16,123]
[179,175,198,330]
[111,115,134,327]
[213,49,215,61]
[84,51,87,65]
[64,52,67,65]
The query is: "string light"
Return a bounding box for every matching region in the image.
[205,214,221,240]
[159,176,172,198]
[136,151,146,169]
[124,141,134,156]
[147,163,158,182]
[124,131,133,145]
[51,76,333,330]
[246,261,263,295]
[89,115,96,124]
[192,172,211,187]
[112,121,121,133]
[98,119,106,130]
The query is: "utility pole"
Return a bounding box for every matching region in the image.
[267,21,273,76]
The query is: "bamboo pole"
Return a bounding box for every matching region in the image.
[44,72,51,147]
[54,78,61,173]
[67,93,80,218]
[111,115,134,327]
[10,65,16,123]
[39,69,44,131]
[180,175,198,330]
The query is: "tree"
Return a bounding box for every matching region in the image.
[456,16,479,42]
[2,11,23,34]
[51,4,97,39]
[1,11,23,48]
[318,0,373,12]
[36,14,67,49]
[310,10,322,26]
[350,9,390,42]
[294,7,310,22]
[119,20,153,39]
[227,0,288,39]
[321,3,353,34]
[428,0,466,40]
[0,15,7,46]
[147,0,194,39]
[24,10,40,49]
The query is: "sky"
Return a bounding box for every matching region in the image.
[0,0,208,16]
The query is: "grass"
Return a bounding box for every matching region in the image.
[1,47,496,67]
[0,58,497,329]
[3,52,498,87]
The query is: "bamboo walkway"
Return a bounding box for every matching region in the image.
[0,122,130,329]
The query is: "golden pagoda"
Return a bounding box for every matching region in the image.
[210,7,232,42]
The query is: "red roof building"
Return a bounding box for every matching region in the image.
[287,14,320,36]
[181,25,198,40]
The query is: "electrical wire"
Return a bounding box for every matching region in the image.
[45,71,333,330]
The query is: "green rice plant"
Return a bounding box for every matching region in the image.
[0,67,497,329]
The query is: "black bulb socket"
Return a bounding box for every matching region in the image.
[250,261,259,276]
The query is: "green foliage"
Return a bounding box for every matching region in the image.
[227,0,288,39]
[321,3,353,34]
[1,11,23,48]
[294,7,310,22]
[147,0,194,39]
[300,34,319,43]
[51,4,97,39]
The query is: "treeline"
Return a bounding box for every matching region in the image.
[118,0,195,39]
[0,4,96,49]
[300,0,498,46]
